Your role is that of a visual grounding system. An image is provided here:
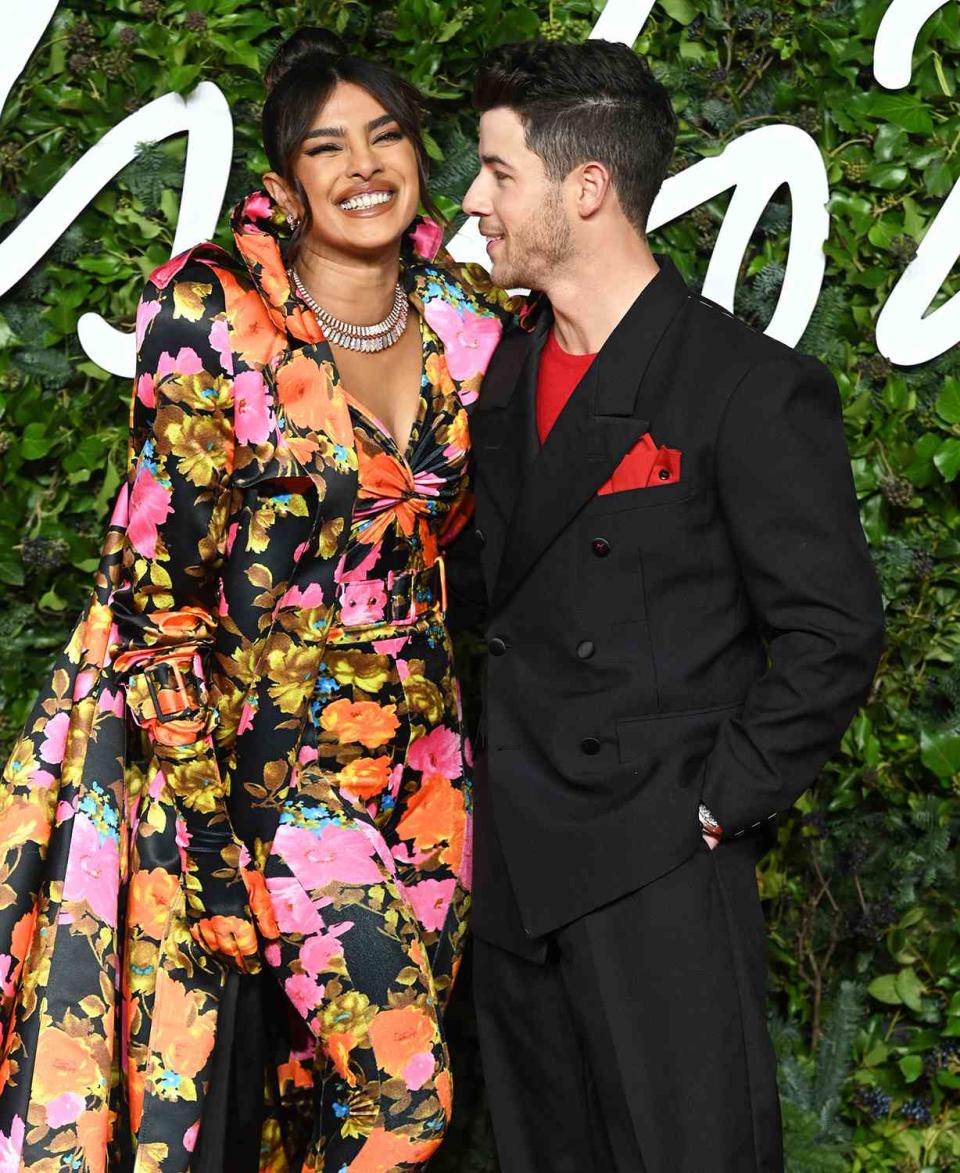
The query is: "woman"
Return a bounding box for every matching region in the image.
[0,28,512,1172]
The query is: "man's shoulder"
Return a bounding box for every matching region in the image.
[683,290,814,373]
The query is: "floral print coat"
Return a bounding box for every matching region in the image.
[0,191,511,1171]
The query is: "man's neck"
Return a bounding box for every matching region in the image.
[546,236,660,356]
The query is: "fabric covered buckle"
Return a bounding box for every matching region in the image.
[126,657,207,727]
[337,560,446,629]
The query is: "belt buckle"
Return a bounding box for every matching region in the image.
[141,659,205,724]
[387,572,416,626]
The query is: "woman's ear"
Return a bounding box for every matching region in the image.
[263,171,301,221]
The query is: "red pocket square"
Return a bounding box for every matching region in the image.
[597,433,681,496]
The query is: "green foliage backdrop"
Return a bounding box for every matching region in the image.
[2,1,959,1167]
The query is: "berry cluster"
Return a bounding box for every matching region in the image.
[859,352,892,384]
[898,1095,932,1126]
[66,16,97,76]
[852,1085,892,1119]
[20,537,70,574]
[923,1039,960,1074]
[843,159,868,183]
[912,548,935,580]
[880,476,913,509]
[890,235,919,268]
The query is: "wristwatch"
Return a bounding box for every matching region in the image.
[698,802,723,838]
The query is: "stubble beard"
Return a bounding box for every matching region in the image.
[495,186,573,291]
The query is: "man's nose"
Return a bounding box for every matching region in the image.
[462,172,489,217]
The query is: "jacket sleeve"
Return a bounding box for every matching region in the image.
[697,354,885,837]
[111,256,262,972]
[112,257,235,749]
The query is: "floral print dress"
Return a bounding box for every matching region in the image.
[253,291,485,1172]
[0,192,513,1173]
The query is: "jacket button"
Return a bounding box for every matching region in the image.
[658,467,670,481]
[576,640,595,659]
[580,737,601,755]
[475,527,486,547]
[488,637,507,656]
[591,537,611,557]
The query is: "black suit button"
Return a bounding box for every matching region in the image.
[591,537,611,558]
[658,467,670,481]
[475,527,486,547]
[488,637,507,656]
[580,737,601,755]
[576,640,595,659]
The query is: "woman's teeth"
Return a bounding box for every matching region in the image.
[339,191,395,211]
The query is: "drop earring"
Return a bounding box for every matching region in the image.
[286,212,300,230]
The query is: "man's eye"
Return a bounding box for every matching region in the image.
[494,172,509,183]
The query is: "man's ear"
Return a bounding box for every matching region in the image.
[575,161,613,220]
[262,171,302,221]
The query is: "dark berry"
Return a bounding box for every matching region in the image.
[852,1085,892,1119]
[881,477,913,508]
[890,235,918,268]
[912,548,935,579]
[20,537,70,572]
[899,1096,931,1126]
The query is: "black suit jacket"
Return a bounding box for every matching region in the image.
[459,257,884,957]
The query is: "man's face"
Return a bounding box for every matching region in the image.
[463,107,573,290]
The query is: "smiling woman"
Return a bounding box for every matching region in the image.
[0,22,516,1173]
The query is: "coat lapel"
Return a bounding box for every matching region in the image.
[489,258,690,609]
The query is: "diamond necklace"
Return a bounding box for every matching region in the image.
[287,266,408,352]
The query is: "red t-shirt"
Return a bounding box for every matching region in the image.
[535,328,598,443]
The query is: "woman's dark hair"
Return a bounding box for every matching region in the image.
[473,39,677,235]
[262,28,441,257]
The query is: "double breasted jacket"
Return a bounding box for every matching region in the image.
[0,192,511,1169]
[466,257,885,955]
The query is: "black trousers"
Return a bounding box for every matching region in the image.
[473,836,784,1173]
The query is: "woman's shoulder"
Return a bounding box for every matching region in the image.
[416,248,520,324]
[141,241,252,307]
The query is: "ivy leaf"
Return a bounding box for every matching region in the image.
[933,438,960,483]
[0,556,25,588]
[935,377,960,423]
[662,0,697,23]
[895,967,926,1013]
[20,422,55,461]
[899,1054,923,1083]
[920,726,960,779]
[852,93,934,135]
[867,162,908,191]
[867,974,902,1005]
[924,159,955,199]
[37,588,67,612]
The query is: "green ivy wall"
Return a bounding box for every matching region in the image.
[1,1,958,1168]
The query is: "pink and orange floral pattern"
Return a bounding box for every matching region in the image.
[0,189,514,1171]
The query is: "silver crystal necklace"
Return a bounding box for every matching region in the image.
[287,266,408,352]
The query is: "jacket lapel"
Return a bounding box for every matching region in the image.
[489,257,690,609]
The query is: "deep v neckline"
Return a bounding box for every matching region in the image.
[336,312,429,463]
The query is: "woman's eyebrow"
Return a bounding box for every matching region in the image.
[304,114,398,141]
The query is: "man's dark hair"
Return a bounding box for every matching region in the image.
[473,40,677,234]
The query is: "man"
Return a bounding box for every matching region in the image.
[458,39,884,1173]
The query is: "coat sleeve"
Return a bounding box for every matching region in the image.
[697,354,885,837]
[111,256,235,752]
[111,255,264,971]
